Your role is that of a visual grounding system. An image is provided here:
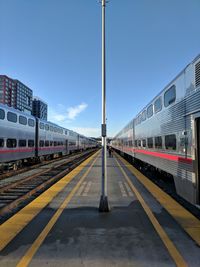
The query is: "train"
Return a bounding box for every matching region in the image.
[0,103,98,168]
[111,54,200,206]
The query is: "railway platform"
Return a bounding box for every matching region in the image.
[0,150,200,267]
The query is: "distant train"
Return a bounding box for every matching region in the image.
[0,103,97,167]
[111,54,200,205]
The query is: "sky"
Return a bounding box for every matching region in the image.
[0,0,200,137]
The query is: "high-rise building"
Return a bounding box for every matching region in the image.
[32,97,48,121]
[0,75,33,115]
[14,80,33,114]
[0,75,17,108]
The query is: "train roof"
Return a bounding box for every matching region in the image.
[135,53,200,118]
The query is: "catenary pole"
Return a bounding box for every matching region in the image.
[99,0,109,212]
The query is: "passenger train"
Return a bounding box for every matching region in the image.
[111,54,200,205]
[0,103,97,167]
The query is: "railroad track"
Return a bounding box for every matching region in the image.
[0,149,98,222]
[0,150,85,181]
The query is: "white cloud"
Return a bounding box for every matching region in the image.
[67,103,88,120]
[48,103,88,124]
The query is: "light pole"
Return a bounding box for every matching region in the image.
[99,0,109,212]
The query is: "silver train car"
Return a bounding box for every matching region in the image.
[111,54,200,205]
[0,104,97,166]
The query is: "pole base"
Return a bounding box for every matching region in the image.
[99,195,109,212]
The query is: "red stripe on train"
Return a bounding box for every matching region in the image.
[121,147,193,164]
[0,146,65,154]
[0,148,35,153]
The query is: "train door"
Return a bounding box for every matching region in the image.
[66,140,69,154]
[196,118,200,204]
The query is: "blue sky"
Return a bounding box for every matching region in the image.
[0,0,200,137]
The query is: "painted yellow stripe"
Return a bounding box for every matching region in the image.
[0,151,99,251]
[115,153,200,247]
[115,157,188,267]
[17,152,99,267]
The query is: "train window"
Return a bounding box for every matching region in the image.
[19,116,27,125]
[135,140,137,147]
[138,114,142,124]
[28,140,34,147]
[138,140,141,147]
[147,138,153,148]
[28,119,35,127]
[164,85,176,107]
[45,124,49,131]
[39,140,44,147]
[0,139,4,147]
[154,97,162,113]
[45,140,50,147]
[147,105,153,118]
[7,112,17,123]
[7,139,17,148]
[54,141,57,146]
[142,139,146,147]
[142,110,146,121]
[19,140,27,147]
[40,123,44,129]
[155,136,162,149]
[165,134,176,150]
[0,109,5,120]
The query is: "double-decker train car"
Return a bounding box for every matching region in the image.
[0,106,36,163]
[111,54,200,205]
[0,104,97,166]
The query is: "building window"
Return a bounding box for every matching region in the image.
[155,136,162,149]
[28,140,34,147]
[165,134,176,150]
[0,109,5,120]
[19,140,27,147]
[7,139,17,148]
[138,140,141,147]
[0,139,4,147]
[7,112,17,123]
[28,119,35,127]
[54,141,57,146]
[19,115,27,125]
[164,85,176,107]
[154,97,162,113]
[147,105,153,118]
[147,138,153,148]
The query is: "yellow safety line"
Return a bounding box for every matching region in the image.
[0,151,99,251]
[115,152,200,247]
[16,153,99,267]
[115,157,188,267]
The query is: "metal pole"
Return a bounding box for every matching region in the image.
[99,0,109,212]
